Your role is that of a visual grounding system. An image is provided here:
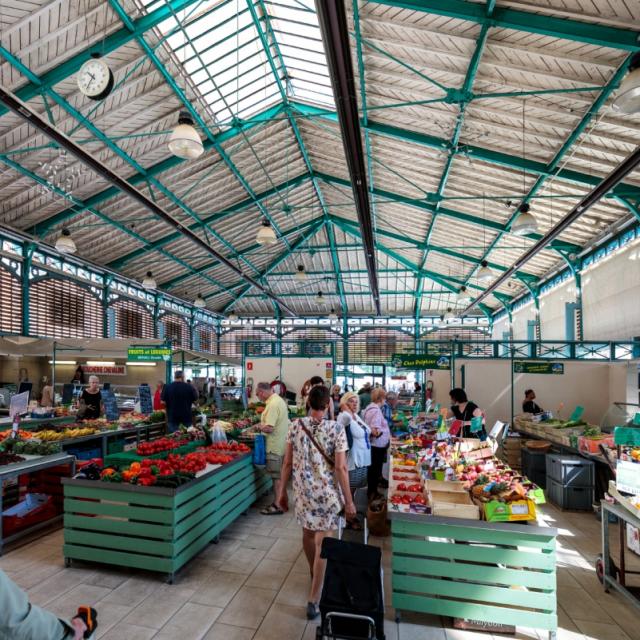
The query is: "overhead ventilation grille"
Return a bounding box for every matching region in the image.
[160,314,190,350]
[110,299,154,339]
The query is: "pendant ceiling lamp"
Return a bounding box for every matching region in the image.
[142,271,157,290]
[477,260,493,284]
[55,228,76,254]
[328,308,338,321]
[168,111,204,160]
[256,219,277,245]
[194,293,205,308]
[512,203,538,236]
[613,53,640,114]
[457,286,470,303]
[295,264,307,281]
[444,308,454,321]
[227,311,239,322]
[315,291,325,305]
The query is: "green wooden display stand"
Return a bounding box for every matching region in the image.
[62,454,270,582]
[390,513,558,639]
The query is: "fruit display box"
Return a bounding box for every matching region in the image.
[62,453,270,582]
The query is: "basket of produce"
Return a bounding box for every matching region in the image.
[525,440,551,452]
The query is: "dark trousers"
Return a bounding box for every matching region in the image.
[368,445,388,497]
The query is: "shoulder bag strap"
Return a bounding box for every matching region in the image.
[300,422,335,468]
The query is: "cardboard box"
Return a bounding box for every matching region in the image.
[484,499,536,522]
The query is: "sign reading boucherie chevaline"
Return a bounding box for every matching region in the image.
[391,354,451,370]
[84,365,126,376]
[127,346,172,361]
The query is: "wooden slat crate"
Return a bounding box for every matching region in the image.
[62,453,270,581]
[390,514,558,638]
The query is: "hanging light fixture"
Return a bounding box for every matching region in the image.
[194,293,205,308]
[456,286,470,303]
[613,53,640,114]
[55,228,76,254]
[256,219,277,245]
[476,260,493,284]
[315,291,326,305]
[295,264,307,281]
[444,308,454,321]
[168,110,204,159]
[142,271,157,290]
[227,311,239,322]
[328,308,338,321]
[512,203,538,236]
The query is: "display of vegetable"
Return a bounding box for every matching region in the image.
[0,429,33,442]
[149,411,166,424]
[136,437,188,456]
[0,452,26,466]
[0,440,61,456]
[33,427,101,441]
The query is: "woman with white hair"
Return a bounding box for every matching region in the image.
[79,375,103,420]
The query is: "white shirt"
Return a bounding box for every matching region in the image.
[337,410,372,471]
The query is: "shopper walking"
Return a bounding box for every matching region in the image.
[277,385,355,621]
[255,381,290,515]
[330,384,342,417]
[0,569,97,639]
[306,376,334,419]
[161,370,198,433]
[337,391,371,529]
[78,375,102,420]
[363,388,390,498]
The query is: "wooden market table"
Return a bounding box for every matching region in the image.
[62,452,270,582]
[389,510,559,639]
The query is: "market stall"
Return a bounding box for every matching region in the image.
[386,418,557,637]
[62,445,269,582]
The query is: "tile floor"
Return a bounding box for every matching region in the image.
[1,502,639,640]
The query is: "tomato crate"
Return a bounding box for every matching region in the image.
[104,441,207,467]
[62,453,271,581]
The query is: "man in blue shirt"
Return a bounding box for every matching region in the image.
[382,391,399,424]
[161,370,198,432]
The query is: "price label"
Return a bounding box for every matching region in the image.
[511,503,529,515]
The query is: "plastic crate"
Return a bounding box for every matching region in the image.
[522,447,547,478]
[67,447,102,461]
[547,477,593,510]
[107,440,125,455]
[528,469,547,490]
[546,454,594,487]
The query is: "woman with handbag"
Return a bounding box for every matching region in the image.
[363,387,390,499]
[336,392,371,530]
[276,385,356,621]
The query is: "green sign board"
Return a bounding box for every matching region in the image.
[127,346,172,362]
[513,361,564,375]
[391,354,451,370]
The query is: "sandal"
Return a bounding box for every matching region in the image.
[260,503,284,515]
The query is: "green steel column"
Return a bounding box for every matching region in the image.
[574,271,584,341]
[21,243,34,337]
[153,295,161,339]
[102,275,113,338]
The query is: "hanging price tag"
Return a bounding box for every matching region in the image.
[470,416,483,433]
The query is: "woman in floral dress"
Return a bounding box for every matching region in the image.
[277,385,355,620]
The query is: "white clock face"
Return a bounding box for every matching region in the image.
[77,58,112,98]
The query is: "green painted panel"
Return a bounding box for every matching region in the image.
[393,574,555,610]
[63,498,173,524]
[392,519,556,549]
[63,484,173,508]
[63,514,173,540]
[64,529,174,557]
[393,537,555,570]
[392,555,555,590]
[63,543,173,573]
[393,593,557,631]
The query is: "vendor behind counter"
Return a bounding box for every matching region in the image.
[522,389,543,414]
[78,375,103,420]
[448,387,486,439]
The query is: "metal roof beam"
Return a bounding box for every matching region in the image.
[368,0,640,51]
[26,102,288,237]
[0,87,298,316]
[108,172,309,269]
[160,215,320,290]
[247,0,348,314]
[290,102,640,199]
[316,0,381,314]
[221,218,327,310]
[0,0,205,120]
